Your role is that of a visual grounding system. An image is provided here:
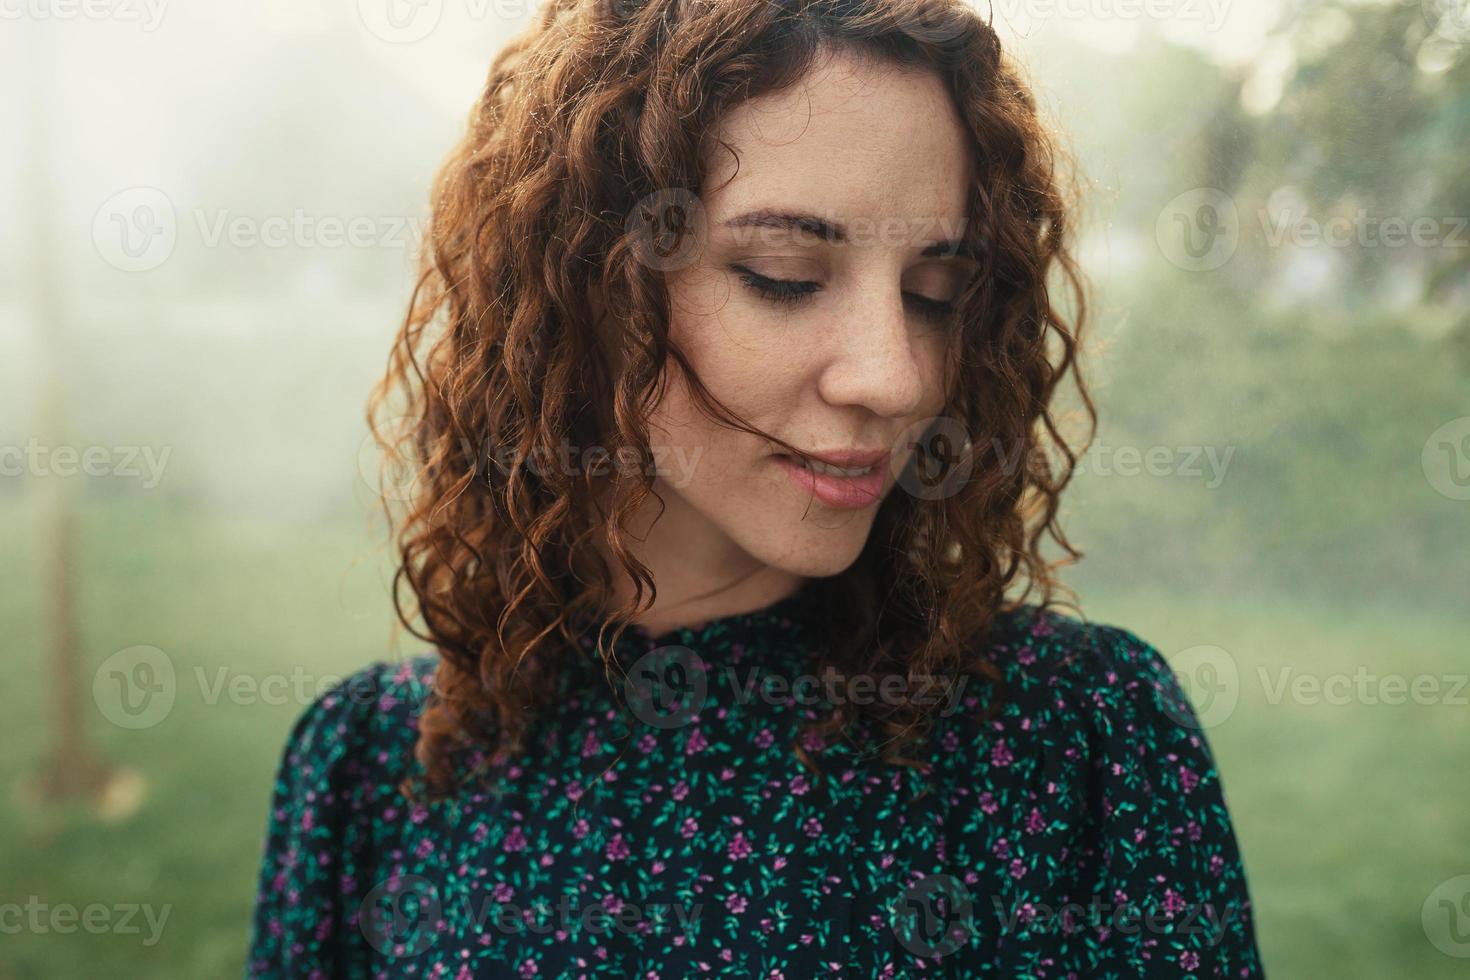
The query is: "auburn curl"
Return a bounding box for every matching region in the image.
[366,0,1097,802]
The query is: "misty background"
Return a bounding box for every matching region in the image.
[2,0,1467,976]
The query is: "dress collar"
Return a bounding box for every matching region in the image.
[574,576,829,672]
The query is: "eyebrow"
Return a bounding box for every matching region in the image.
[721,208,977,260]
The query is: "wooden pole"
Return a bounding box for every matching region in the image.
[25,19,111,802]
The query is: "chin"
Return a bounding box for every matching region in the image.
[743,519,876,577]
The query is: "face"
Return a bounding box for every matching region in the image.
[630,47,975,592]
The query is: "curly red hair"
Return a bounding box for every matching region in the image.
[367,0,1096,801]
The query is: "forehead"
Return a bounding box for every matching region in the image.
[700,50,974,231]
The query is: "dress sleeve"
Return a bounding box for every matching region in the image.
[1082,626,1265,977]
[245,667,383,978]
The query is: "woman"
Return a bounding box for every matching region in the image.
[248,0,1264,975]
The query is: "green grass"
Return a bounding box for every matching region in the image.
[0,494,1465,978]
[0,494,404,980]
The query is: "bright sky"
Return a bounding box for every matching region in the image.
[331,0,1290,116]
[988,0,1284,64]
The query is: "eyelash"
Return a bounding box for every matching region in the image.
[733,267,957,323]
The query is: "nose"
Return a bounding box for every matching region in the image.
[815,276,933,419]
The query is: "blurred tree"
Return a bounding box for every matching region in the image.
[1238,0,1470,335]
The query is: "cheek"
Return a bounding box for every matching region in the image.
[642,337,784,494]
[909,327,952,411]
[663,276,807,432]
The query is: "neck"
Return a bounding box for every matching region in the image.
[587,481,809,638]
[619,566,811,639]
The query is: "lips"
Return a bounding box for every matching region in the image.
[773,451,890,510]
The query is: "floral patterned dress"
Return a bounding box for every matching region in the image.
[246,583,1265,978]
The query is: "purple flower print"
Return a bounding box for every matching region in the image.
[1179,765,1200,794]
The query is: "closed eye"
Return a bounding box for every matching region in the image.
[732,265,956,323]
[734,267,818,305]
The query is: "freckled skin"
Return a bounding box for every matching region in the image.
[610,48,976,630]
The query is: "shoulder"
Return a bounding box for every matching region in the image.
[248,655,441,973]
[977,602,1198,735]
[958,611,1262,970]
[967,602,1236,833]
[270,653,439,797]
